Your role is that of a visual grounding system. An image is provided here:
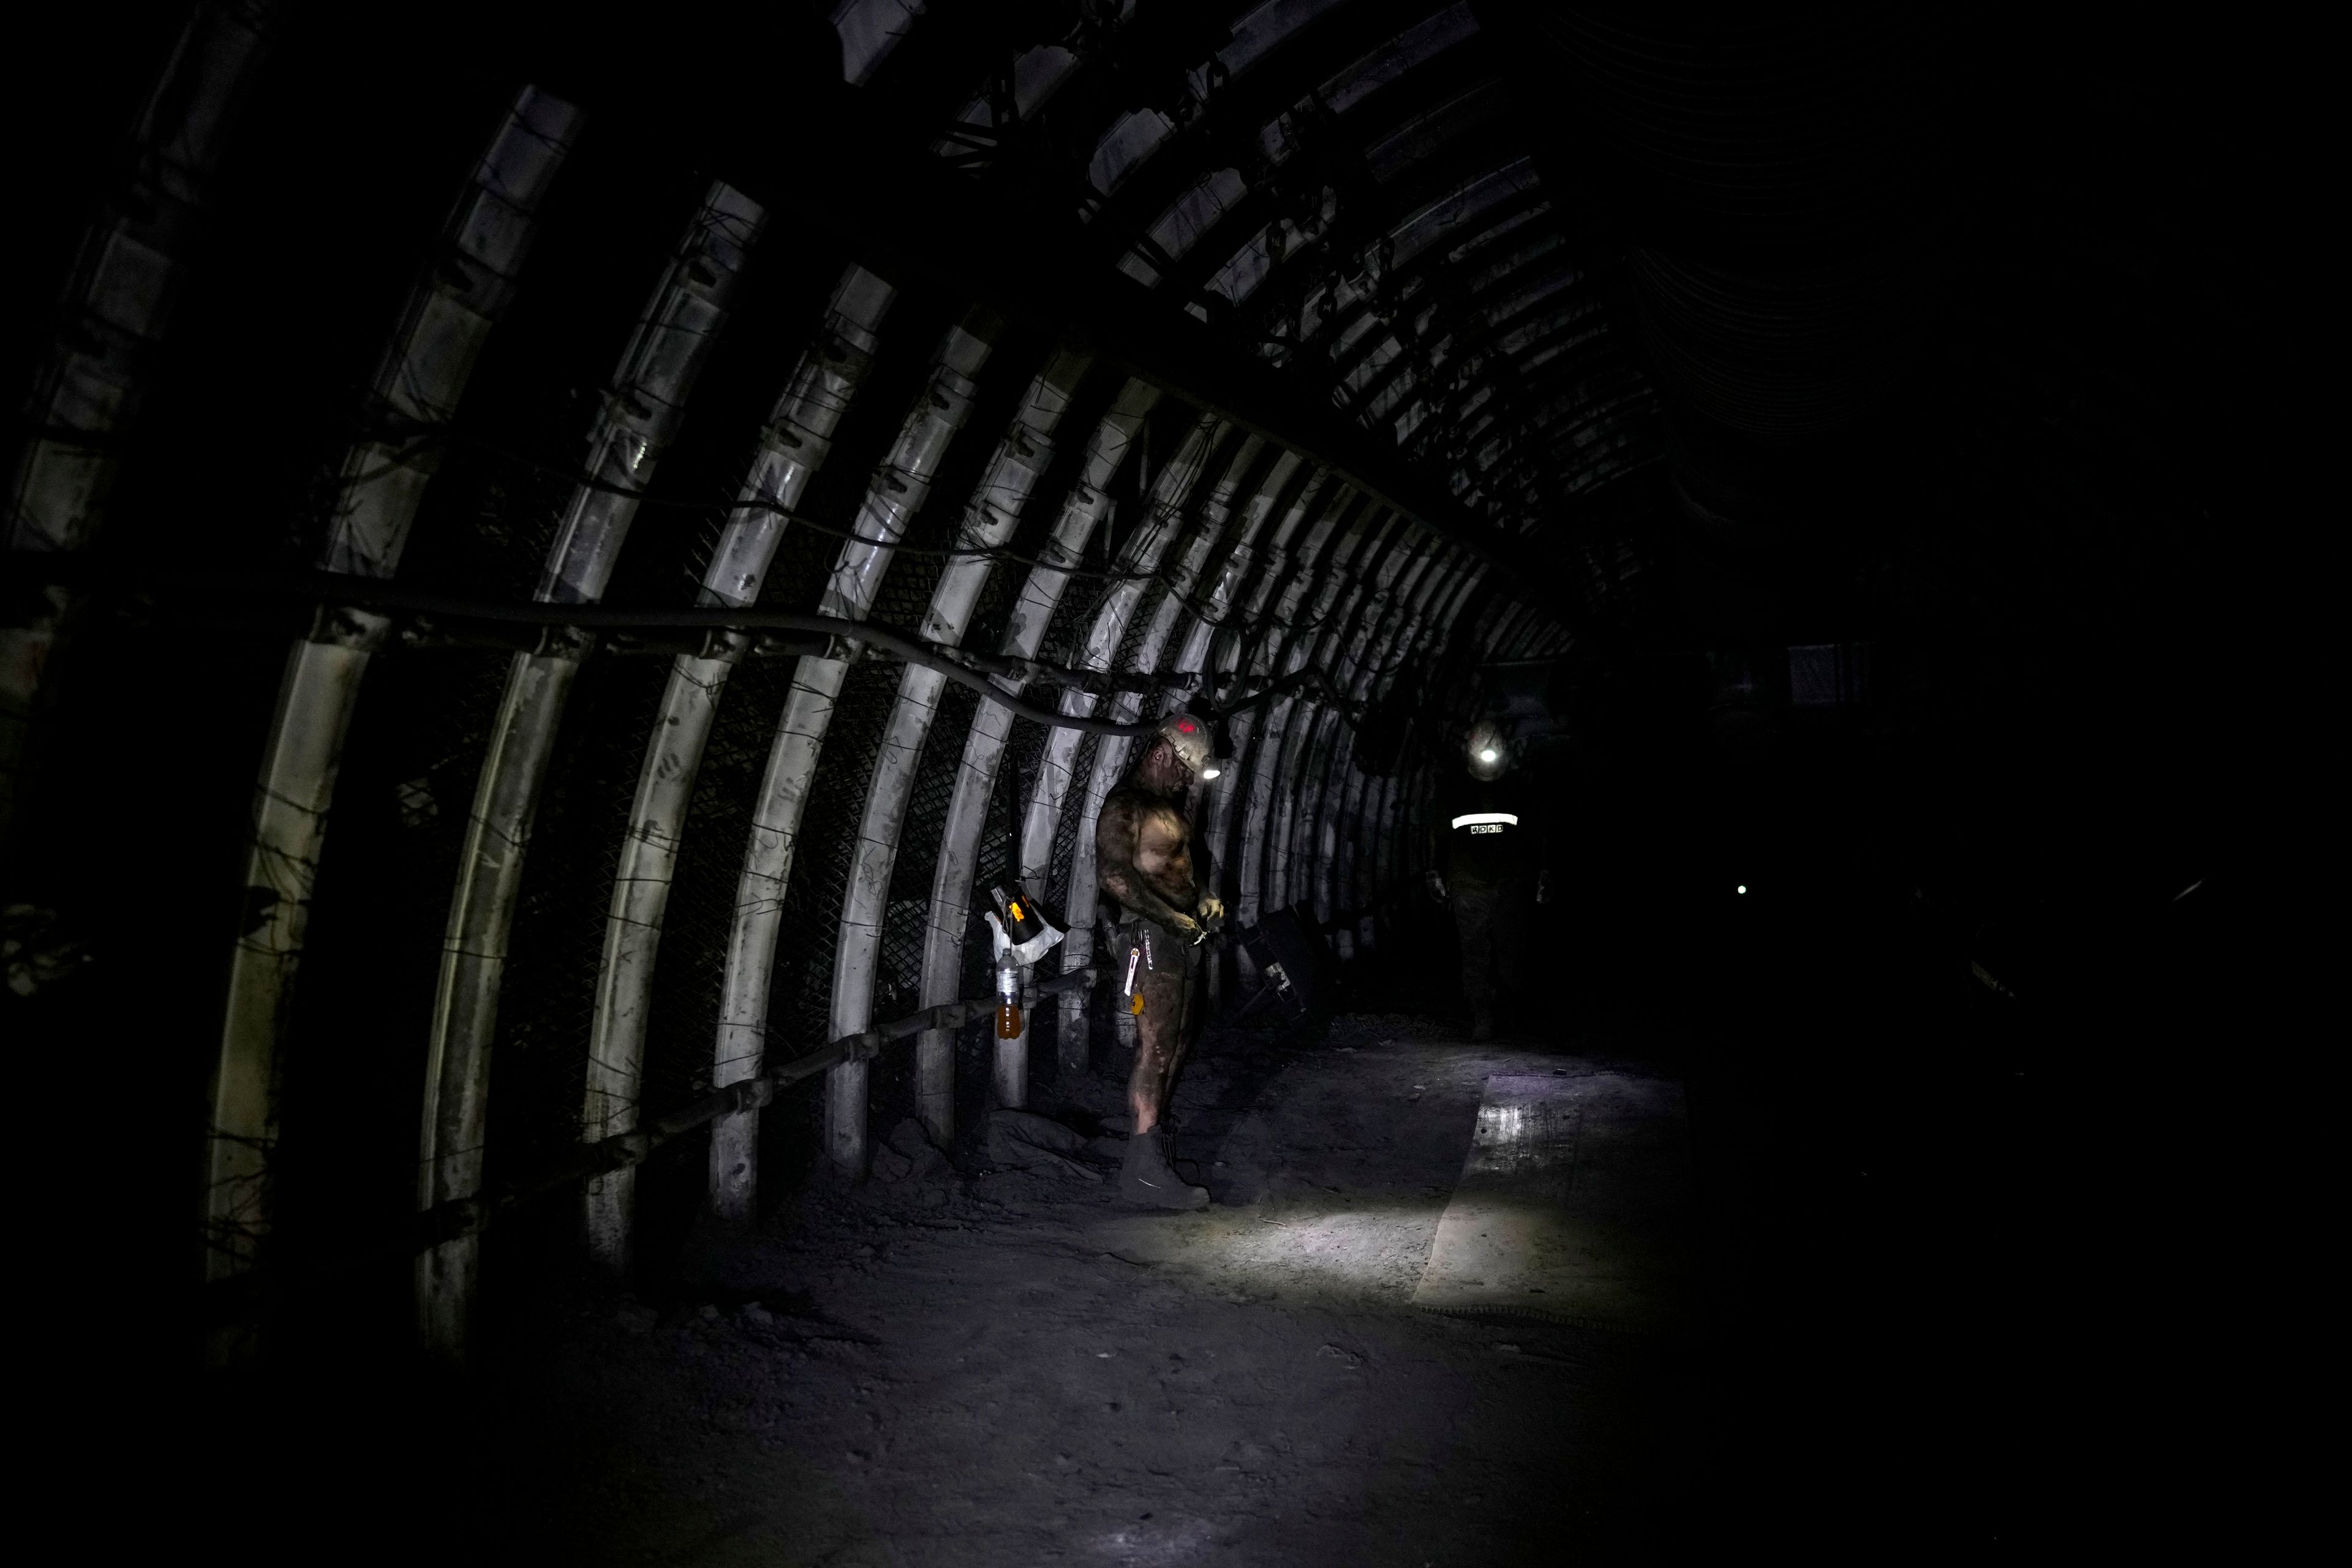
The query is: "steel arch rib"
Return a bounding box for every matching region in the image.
[1261,510,1393,919]
[823,346,1095,1149]
[1268,513,1402,916]
[1354,552,1479,938]
[913,378,1161,1139]
[1286,526,1425,936]
[578,265,897,1269]
[417,183,764,1357]
[1231,487,1363,934]
[1324,545,1463,948]
[1175,448,1310,1008]
[1292,541,1422,937]
[200,88,581,1293]
[1240,492,1375,930]
[2,3,276,862]
[715,309,1001,1193]
[1198,461,1330,959]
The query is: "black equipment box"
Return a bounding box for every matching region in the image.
[1236,902,1327,1020]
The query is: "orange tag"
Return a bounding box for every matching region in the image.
[1129,992,1145,1016]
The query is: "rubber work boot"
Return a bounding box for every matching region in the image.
[1120,1127,1209,1210]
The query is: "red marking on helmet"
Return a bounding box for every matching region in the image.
[1177,720,1196,733]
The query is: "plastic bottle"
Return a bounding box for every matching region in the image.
[995,963,1022,1039]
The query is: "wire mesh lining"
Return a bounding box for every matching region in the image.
[881,679,978,1002]
[483,650,675,1185]
[1050,560,1178,902]
[269,641,513,1255]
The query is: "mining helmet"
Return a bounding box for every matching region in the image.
[1466,718,1510,780]
[1159,713,1214,778]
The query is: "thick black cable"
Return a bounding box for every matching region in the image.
[49,560,1362,738]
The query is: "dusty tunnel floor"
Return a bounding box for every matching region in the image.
[451,1019,1712,1564]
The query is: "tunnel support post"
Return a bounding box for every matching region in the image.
[581,266,895,1271]
[417,184,763,1356]
[827,346,1092,1147]
[913,380,1158,1140]
[200,88,581,1305]
[716,311,1000,1193]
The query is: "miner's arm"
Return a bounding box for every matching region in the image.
[1096,794,1201,934]
[1192,836,1223,924]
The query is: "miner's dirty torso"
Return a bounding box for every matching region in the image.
[1104,785,1197,916]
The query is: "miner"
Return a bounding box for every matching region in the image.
[1095,712,1223,1209]
[1427,718,1547,1040]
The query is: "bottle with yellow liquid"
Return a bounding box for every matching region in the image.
[995,963,1022,1039]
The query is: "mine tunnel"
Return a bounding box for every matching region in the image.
[2,2,2281,1560]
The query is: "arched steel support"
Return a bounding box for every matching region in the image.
[715,309,1001,1192]
[1231,486,1365,933]
[1197,462,1330,965]
[581,265,895,1270]
[202,88,581,1299]
[1265,511,1402,916]
[1283,524,1427,943]
[824,345,1095,1153]
[1316,545,1464,954]
[417,183,763,1357]
[2,1,277,868]
[913,379,1160,1134]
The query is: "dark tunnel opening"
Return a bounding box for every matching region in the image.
[1,2,2301,1559]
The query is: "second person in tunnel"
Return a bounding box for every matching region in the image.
[1427,717,1547,1041]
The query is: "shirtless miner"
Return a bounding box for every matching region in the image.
[1095,712,1223,1209]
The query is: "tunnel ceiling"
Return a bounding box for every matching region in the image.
[752,1,2258,662]
[829,0,1669,629]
